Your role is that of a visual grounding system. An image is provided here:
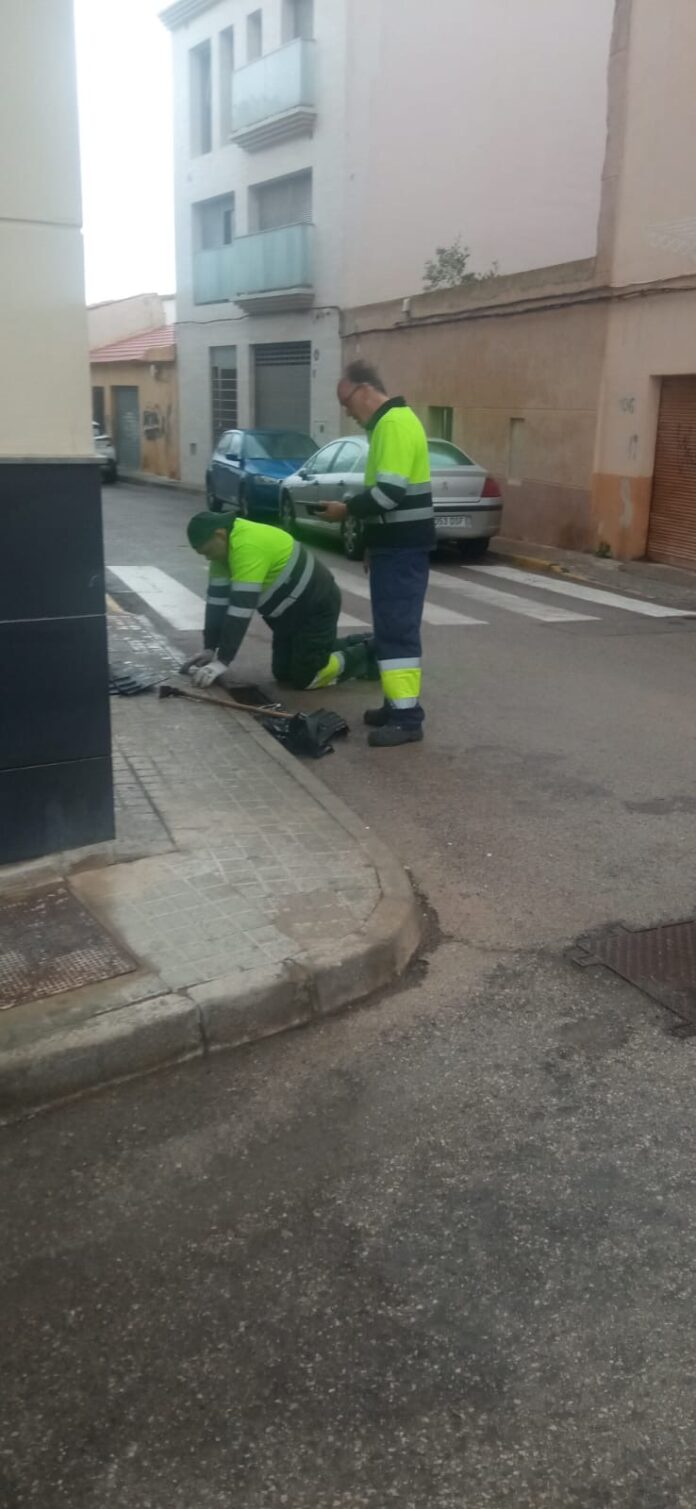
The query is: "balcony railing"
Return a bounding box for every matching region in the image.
[230,39,316,151]
[193,224,314,312]
[192,244,236,306]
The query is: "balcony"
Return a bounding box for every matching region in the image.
[193,224,314,313]
[230,39,316,152]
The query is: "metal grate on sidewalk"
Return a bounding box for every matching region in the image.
[0,884,136,1010]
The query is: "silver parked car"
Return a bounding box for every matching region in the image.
[93,420,118,484]
[279,435,502,560]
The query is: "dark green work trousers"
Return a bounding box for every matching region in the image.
[270,567,342,690]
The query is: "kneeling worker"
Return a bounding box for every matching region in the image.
[184,511,371,691]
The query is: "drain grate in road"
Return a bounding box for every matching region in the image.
[0,884,136,1010]
[571,918,696,1027]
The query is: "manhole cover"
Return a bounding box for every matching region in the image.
[0,884,136,1010]
[571,918,696,1026]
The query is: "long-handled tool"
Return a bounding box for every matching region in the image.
[158,675,348,758]
[159,676,287,718]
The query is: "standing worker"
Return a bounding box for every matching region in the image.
[319,361,435,747]
[183,511,374,691]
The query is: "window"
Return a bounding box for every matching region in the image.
[210,347,238,445]
[195,195,235,252]
[333,440,365,472]
[246,10,262,62]
[305,441,343,474]
[92,386,105,431]
[282,0,314,41]
[219,26,235,139]
[245,431,315,461]
[227,432,243,459]
[189,40,212,156]
[250,170,312,233]
[428,440,473,468]
[427,405,454,442]
[508,417,525,483]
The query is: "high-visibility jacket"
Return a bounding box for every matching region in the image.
[204,518,332,664]
[346,397,436,551]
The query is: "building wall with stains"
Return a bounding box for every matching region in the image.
[92,360,180,480]
[590,0,696,557]
[343,264,608,551]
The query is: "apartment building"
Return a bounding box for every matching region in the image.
[161,0,614,488]
[161,0,345,485]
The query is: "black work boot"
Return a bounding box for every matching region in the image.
[336,636,380,683]
[367,725,424,748]
[363,704,391,728]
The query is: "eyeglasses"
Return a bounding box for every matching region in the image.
[339,383,363,411]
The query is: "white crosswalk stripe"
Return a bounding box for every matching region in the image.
[427,567,597,623]
[338,611,370,630]
[109,566,205,630]
[109,561,695,640]
[329,566,486,626]
[472,563,695,618]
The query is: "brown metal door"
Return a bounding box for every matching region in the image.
[647,376,696,566]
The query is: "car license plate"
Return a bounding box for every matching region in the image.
[438,513,472,528]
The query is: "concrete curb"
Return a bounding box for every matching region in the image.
[0,719,422,1119]
[493,550,594,587]
[492,543,696,598]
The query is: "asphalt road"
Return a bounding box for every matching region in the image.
[3,481,696,1507]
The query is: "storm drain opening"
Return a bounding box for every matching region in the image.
[0,884,136,1010]
[571,918,696,1028]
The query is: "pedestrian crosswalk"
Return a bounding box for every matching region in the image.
[109,560,695,638]
[470,563,695,619]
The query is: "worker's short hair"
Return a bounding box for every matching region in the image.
[343,359,387,394]
[187,511,233,549]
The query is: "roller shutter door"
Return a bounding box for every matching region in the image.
[254,342,311,432]
[647,377,696,567]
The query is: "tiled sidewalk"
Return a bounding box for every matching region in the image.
[105,693,381,993]
[0,644,419,1113]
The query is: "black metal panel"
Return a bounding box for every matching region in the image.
[0,615,111,770]
[0,460,113,864]
[0,757,115,865]
[0,461,106,622]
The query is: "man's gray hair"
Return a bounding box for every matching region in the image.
[343,359,387,394]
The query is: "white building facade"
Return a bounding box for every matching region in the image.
[161,0,615,488]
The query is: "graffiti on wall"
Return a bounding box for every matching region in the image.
[143,404,171,442]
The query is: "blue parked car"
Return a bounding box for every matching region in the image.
[205,428,317,520]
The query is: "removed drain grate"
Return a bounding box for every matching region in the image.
[571,918,696,1026]
[0,884,136,1010]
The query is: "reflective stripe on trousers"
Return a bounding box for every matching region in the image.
[369,548,429,729]
[378,657,422,710]
[308,651,346,689]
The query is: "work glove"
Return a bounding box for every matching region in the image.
[180,649,214,674]
[190,657,227,688]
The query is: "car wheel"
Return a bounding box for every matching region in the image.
[279,492,296,535]
[457,537,491,561]
[206,479,220,512]
[342,514,365,561]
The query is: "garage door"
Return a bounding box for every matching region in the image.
[647,376,696,567]
[254,342,311,433]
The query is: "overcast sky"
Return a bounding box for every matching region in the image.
[74,0,176,304]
